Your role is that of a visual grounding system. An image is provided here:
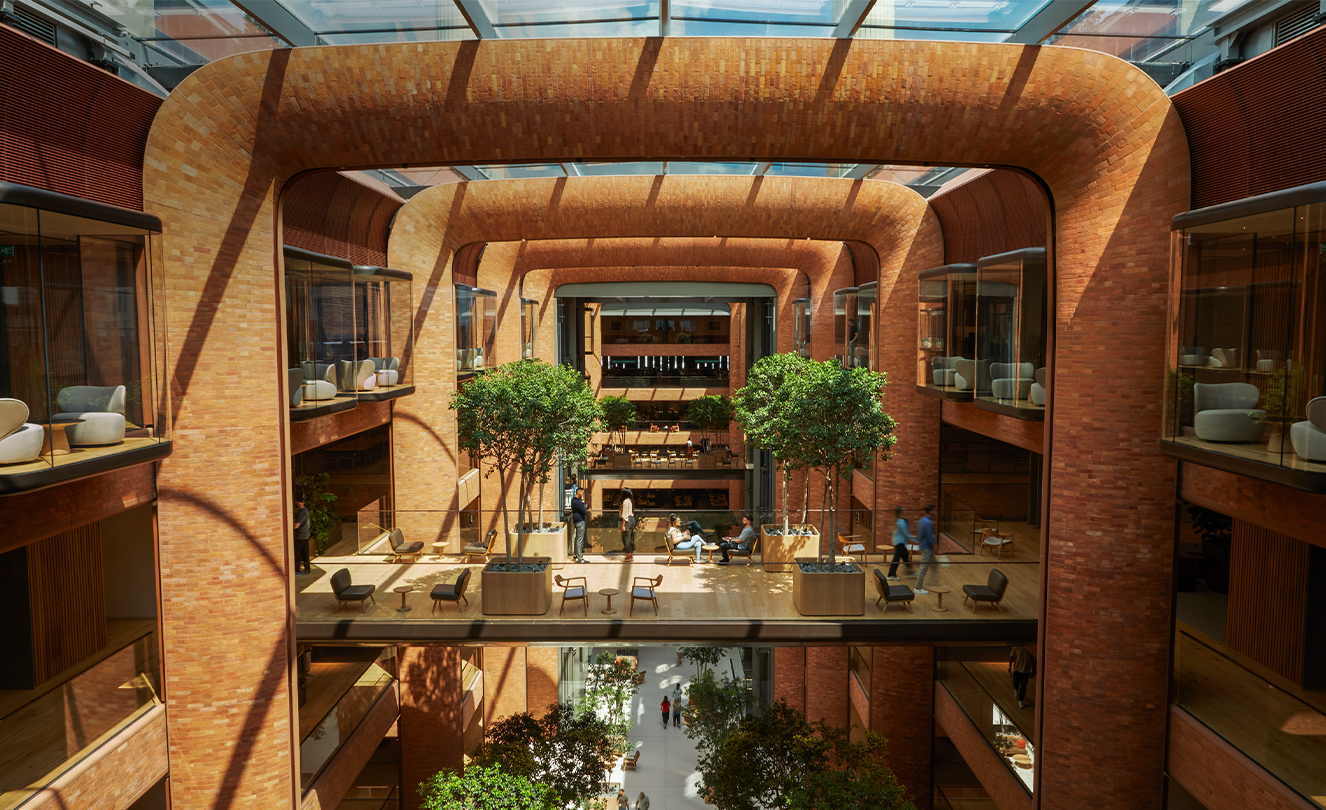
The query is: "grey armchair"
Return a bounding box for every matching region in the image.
[369,357,400,385]
[931,356,962,387]
[0,399,44,464]
[990,362,1035,401]
[962,569,1009,612]
[339,359,377,391]
[55,385,126,446]
[388,528,424,562]
[1289,397,1326,462]
[1193,382,1265,443]
[330,568,376,611]
[1030,367,1047,406]
[300,363,338,401]
[873,569,914,613]
[430,568,471,612]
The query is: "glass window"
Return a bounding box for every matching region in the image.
[601,355,730,388]
[1165,187,1326,490]
[521,297,537,360]
[793,298,811,358]
[855,282,876,370]
[917,263,977,401]
[456,285,496,374]
[354,266,414,401]
[600,306,730,346]
[833,287,859,369]
[973,249,1048,420]
[286,248,359,420]
[0,193,169,491]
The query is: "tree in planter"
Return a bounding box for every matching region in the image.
[576,651,641,760]
[678,646,728,679]
[734,353,816,533]
[599,395,637,455]
[418,764,557,810]
[686,395,736,448]
[451,360,600,564]
[682,668,754,781]
[469,703,615,808]
[793,360,895,565]
[293,472,339,555]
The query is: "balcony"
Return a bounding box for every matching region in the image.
[299,647,397,794]
[601,305,731,347]
[1163,182,1326,492]
[971,249,1048,421]
[917,263,978,401]
[352,265,415,402]
[601,356,730,389]
[286,247,360,422]
[0,183,172,495]
[455,283,496,378]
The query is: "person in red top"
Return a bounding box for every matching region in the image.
[660,695,671,729]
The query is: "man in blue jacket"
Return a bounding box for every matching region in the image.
[913,504,937,594]
[570,487,589,563]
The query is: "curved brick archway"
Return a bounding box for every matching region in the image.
[143,38,1188,810]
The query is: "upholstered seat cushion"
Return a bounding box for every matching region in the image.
[389,528,423,555]
[887,585,915,602]
[462,544,488,554]
[1193,383,1265,443]
[1289,397,1326,461]
[963,584,1001,601]
[0,399,44,464]
[340,584,375,600]
[564,586,585,598]
[632,586,653,599]
[54,385,128,446]
[844,543,865,553]
[430,582,462,599]
[1030,367,1047,406]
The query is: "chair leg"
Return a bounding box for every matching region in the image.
[582,598,587,617]
[461,594,468,606]
[652,598,658,616]
[906,601,913,613]
[996,601,1004,613]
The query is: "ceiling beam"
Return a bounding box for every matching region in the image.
[660,0,670,36]
[1005,0,1097,43]
[226,0,316,46]
[833,0,877,37]
[454,0,496,39]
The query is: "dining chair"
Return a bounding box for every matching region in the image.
[630,574,663,616]
[555,574,588,616]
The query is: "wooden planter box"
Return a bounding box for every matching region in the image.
[760,525,821,573]
[481,561,553,616]
[508,527,567,564]
[791,558,865,616]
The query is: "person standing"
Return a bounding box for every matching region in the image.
[620,487,637,562]
[616,788,629,810]
[886,505,913,581]
[913,504,937,594]
[660,695,671,729]
[1010,646,1035,709]
[672,694,683,727]
[570,486,589,564]
[636,791,651,810]
[293,497,312,575]
[717,515,756,564]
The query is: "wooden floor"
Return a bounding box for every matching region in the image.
[0,437,163,476]
[297,550,1039,626]
[1168,434,1326,475]
[1176,630,1326,806]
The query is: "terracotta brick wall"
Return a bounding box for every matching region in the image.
[869,647,935,810]
[1180,463,1326,550]
[928,170,1048,265]
[934,683,1032,810]
[399,646,462,810]
[289,401,392,455]
[282,171,404,267]
[1,465,156,555]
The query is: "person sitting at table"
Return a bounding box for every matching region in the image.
[668,514,704,562]
[717,514,756,564]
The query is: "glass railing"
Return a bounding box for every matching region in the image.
[586,445,739,471]
[601,374,730,388]
[0,632,161,810]
[300,648,396,793]
[1174,629,1326,809]
[937,647,1035,794]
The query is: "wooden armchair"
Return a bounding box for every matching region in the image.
[555,574,588,616]
[837,533,867,560]
[622,750,640,770]
[630,574,663,616]
[464,529,498,563]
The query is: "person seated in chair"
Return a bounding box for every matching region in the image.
[669,514,705,562]
[717,514,756,564]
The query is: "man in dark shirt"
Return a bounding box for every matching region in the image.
[717,515,756,564]
[913,503,937,593]
[293,498,312,575]
[570,486,589,563]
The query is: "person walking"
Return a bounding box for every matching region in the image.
[620,487,637,563]
[660,695,671,728]
[913,504,937,594]
[293,497,312,575]
[672,695,683,727]
[570,486,589,563]
[636,791,651,810]
[886,505,913,580]
[1010,646,1036,709]
[616,788,629,810]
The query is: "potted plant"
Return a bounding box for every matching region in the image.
[1254,364,1307,452]
[451,360,600,615]
[735,354,820,572]
[293,472,338,555]
[784,360,895,616]
[599,395,636,461]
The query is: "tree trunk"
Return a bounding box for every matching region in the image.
[538,478,546,528]
[801,472,810,524]
[818,472,829,564]
[781,461,789,535]
[500,466,513,565]
[827,464,838,568]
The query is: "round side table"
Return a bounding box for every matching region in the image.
[928,584,953,613]
[702,544,720,564]
[42,418,85,457]
[393,585,414,612]
[599,587,620,615]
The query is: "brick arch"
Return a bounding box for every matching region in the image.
[143,38,1189,810]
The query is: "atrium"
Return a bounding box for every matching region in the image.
[1,1,1325,810]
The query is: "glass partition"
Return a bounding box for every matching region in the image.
[833,287,859,369]
[353,265,414,402]
[974,249,1048,420]
[0,185,171,494]
[601,355,730,387]
[286,246,358,421]
[854,282,876,370]
[793,297,811,358]
[1164,184,1326,491]
[299,646,396,793]
[520,297,537,359]
[455,284,496,375]
[917,263,977,401]
[601,305,731,345]
[937,646,1036,794]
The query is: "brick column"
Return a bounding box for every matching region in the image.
[870,646,934,810]
[773,646,806,712]
[399,646,462,810]
[805,647,849,727]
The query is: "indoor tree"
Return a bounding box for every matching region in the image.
[293,472,339,555]
[599,395,637,454]
[576,651,641,760]
[450,360,600,564]
[685,394,736,447]
[734,353,815,533]
[681,668,754,783]
[678,646,728,679]
[469,703,615,808]
[418,764,557,810]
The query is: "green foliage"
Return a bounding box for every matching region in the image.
[293,472,338,555]
[685,395,736,442]
[577,652,641,759]
[418,764,558,810]
[1166,367,1195,426]
[450,360,601,561]
[678,646,728,677]
[681,669,753,774]
[1258,364,1307,419]
[470,703,615,808]
[702,701,912,810]
[1187,504,1232,557]
[599,395,637,453]
[735,354,816,530]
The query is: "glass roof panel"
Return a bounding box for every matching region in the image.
[666,162,761,175]
[856,27,1010,40]
[318,27,474,43]
[765,163,859,178]
[474,164,567,179]
[482,0,658,25]
[576,162,667,175]
[495,19,660,37]
[1048,0,1262,51]
[672,20,836,35]
[671,0,841,25]
[860,0,1054,33]
[276,0,471,34]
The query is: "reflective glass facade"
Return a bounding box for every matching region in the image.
[917,263,977,401]
[974,249,1047,420]
[286,247,360,420]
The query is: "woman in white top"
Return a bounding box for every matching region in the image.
[668,513,704,562]
[620,487,636,562]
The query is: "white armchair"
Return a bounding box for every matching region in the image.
[1030,367,1048,406]
[1289,397,1326,462]
[0,399,44,464]
[1193,382,1265,442]
[931,356,962,387]
[300,363,338,401]
[55,385,126,446]
[369,357,400,385]
[990,361,1035,401]
[340,359,377,391]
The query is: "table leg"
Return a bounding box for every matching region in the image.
[934,592,947,613]
[602,595,616,615]
[397,592,412,612]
